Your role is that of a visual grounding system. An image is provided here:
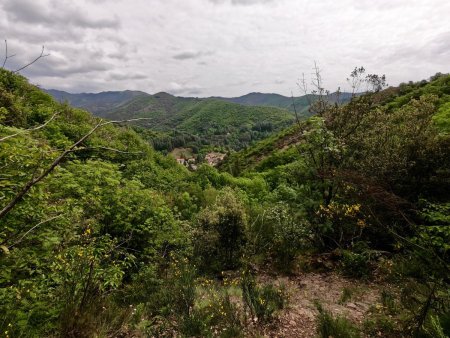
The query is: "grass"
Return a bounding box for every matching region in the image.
[315,303,361,338]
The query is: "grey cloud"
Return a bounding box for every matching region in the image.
[107,52,130,61]
[429,31,450,56]
[4,44,112,78]
[173,51,203,60]
[173,50,214,60]
[2,0,120,29]
[383,31,450,64]
[1,0,448,96]
[166,82,203,96]
[209,0,275,5]
[108,73,147,81]
[19,58,111,78]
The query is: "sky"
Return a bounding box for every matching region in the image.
[0,0,448,97]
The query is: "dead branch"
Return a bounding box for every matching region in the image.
[7,214,63,249]
[291,90,300,125]
[0,112,59,142]
[13,45,50,73]
[2,40,17,69]
[66,146,145,155]
[0,117,152,221]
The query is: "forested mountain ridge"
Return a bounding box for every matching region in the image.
[46,89,297,152]
[1,69,449,337]
[107,93,295,152]
[213,91,354,113]
[46,87,352,119]
[44,88,149,115]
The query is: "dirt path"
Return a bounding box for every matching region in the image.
[260,272,385,337]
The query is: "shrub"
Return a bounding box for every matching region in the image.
[363,315,397,337]
[340,249,371,278]
[241,270,286,324]
[315,303,361,338]
[181,289,243,337]
[339,287,354,304]
[194,188,247,273]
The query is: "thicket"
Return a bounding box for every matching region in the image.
[1,68,449,336]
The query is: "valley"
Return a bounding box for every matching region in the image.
[1,68,449,337]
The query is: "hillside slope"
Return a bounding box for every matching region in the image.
[213,91,354,114]
[46,89,297,151]
[2,69,449,338]
[105,93,296,151]
[44,89,148,115]
[221,74,450,174]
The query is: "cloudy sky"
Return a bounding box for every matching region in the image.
[0,0,448,96]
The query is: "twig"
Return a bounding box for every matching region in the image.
[70,146,144,155]
[0,112,59,142]
[2,40,16,69]
[8,214,63,249]
[13,46,50,73]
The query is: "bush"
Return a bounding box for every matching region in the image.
[241,270,286,324]
[181,289,243,337]
[363,315,397,337]
[340,249,371,278]
[194,188,247,273]
[315,303,361,338]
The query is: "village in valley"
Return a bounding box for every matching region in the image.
[171,147,226,170]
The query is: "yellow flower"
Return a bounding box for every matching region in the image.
[357,219,366,228]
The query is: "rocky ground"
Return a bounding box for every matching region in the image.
[257,272,391,337]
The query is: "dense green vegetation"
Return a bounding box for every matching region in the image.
[47,89,297,154]
[1,68,449,337]
[107,93,295,153]
[44,89,147,116]
[215,91,353,114]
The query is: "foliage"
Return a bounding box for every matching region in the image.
[241,270,286,324]
[315,303,361,338]
[1,67,449,337]
[194,187,248,273]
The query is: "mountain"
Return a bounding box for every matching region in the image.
[45,89,355,116]
[46,89,298,152]
[44,89,357,153]
[44,89,149,115]
[103,92,296,151]
[212,91,354,113]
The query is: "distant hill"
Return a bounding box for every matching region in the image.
[44,89,149,115]
[44,89,354,152]
[45,89,297,151]
[103,92,296,151]
[212,91,354,114]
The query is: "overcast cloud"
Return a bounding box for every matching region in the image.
[0,0,448,96]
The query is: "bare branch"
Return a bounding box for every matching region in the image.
[291,90,300,126]
[0,112,59,142]
[0,117,152,221]
[13,45,50,73]
[2,40,16,69]
[2,40,7,68]
[68,145,145,155]
[7,214,63,249]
